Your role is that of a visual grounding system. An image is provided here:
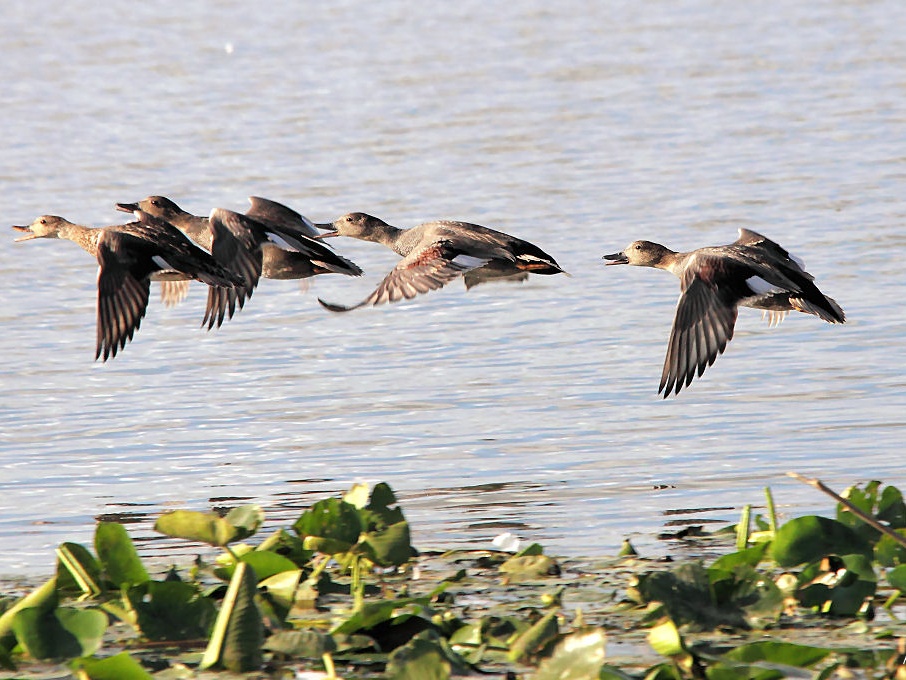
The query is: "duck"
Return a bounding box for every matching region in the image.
[603,229,845,397]
[12,211,243,361]
[114,196,363,327]
[314,212,566,311]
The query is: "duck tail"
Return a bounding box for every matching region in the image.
[791,294,845,324]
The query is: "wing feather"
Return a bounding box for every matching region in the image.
[319,241,489,312]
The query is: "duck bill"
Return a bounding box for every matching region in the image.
[603,252,629,265]
[312,224,339,239]
[12,225,37,241]
[115,202,139,213]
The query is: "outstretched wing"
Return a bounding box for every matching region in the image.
[659,274,738,397]
[319,241,488,312]
[204,209,264,329]
[95,231,151,361]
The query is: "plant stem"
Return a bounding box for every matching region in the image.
[788,472,906,549]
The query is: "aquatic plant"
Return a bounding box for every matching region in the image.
[0,478,904,678]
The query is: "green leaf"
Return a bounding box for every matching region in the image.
[499,554,559,580]
[0,577,57,643]
[516,542,545,557]
[55,543,103,596]
[238,551,299,582]
[125,581,216,641]
[507,611,558,662]
[73,651,154,679]
[647,617,685,657]
[837,482,906,543]
[796,553,876,616]
[635,562,746,629]
[200,562,263,672]
[771,516,872,567]
[154,510,238,547]
[331,597,430,636]
[12,606,107,660]
[362,520,414,567]
[95,522,149,588]
[875,530,906,567]
[224,505,264,542]
[263,629,337,658]
[364,482,406,529]
[723,640,831,666]
[293,498,363,551]
[385,631,468,680]
[887,564,906,592]
[709,543,768,574]
[533,629,607,680]
[258,569,303,611]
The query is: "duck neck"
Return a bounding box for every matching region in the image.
[59,222,102,255]
[659,249,685,277]
[363,223,406,252]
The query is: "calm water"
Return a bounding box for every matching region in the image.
[2,0,905,575]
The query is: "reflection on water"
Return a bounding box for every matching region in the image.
[2,0,906,574]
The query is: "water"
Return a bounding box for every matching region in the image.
[2,0,905,575]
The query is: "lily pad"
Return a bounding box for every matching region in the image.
[264,629,337,658]
[796,553,876,616]
[386,630,470,680]
[838,482,906,543]
[500,554,560,580]
[125,581,216,641]
[95,522,149,588]
[294,498,362,553]
[155,510,240,547]
[12,606,107,660]
[771,516,872,567]
[533,629,608,680]
[73,651,154,679]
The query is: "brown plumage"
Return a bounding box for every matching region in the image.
[315,212,566,312]
[115,196,363,327]
[13,212,242,360]
[604,229,845,397]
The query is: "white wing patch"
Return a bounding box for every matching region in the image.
[266,232,295,250]
[746,275,784,295]
[152,255,176,271]
[451,254,489,269]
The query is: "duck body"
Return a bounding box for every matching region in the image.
[316,212,565,311]
[12,212,241,361]
[604,229,844,397]
[115,196,362,326]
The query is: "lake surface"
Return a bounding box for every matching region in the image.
[2,0,905,575]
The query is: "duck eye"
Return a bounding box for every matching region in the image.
[635,244,641,250]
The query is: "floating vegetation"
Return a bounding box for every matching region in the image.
[1,478,906,678]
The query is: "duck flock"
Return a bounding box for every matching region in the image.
[13,196,844,397]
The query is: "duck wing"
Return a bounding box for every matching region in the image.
[204,209,265,329]
[319,241,488,312]
[246,196,320,237]
[159,280,190,307]
[729,233,845,324]
[245,198,363,277]
[95,231,152,361]
[660,259,739,397]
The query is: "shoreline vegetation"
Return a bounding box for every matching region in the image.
[1,477,905,679]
